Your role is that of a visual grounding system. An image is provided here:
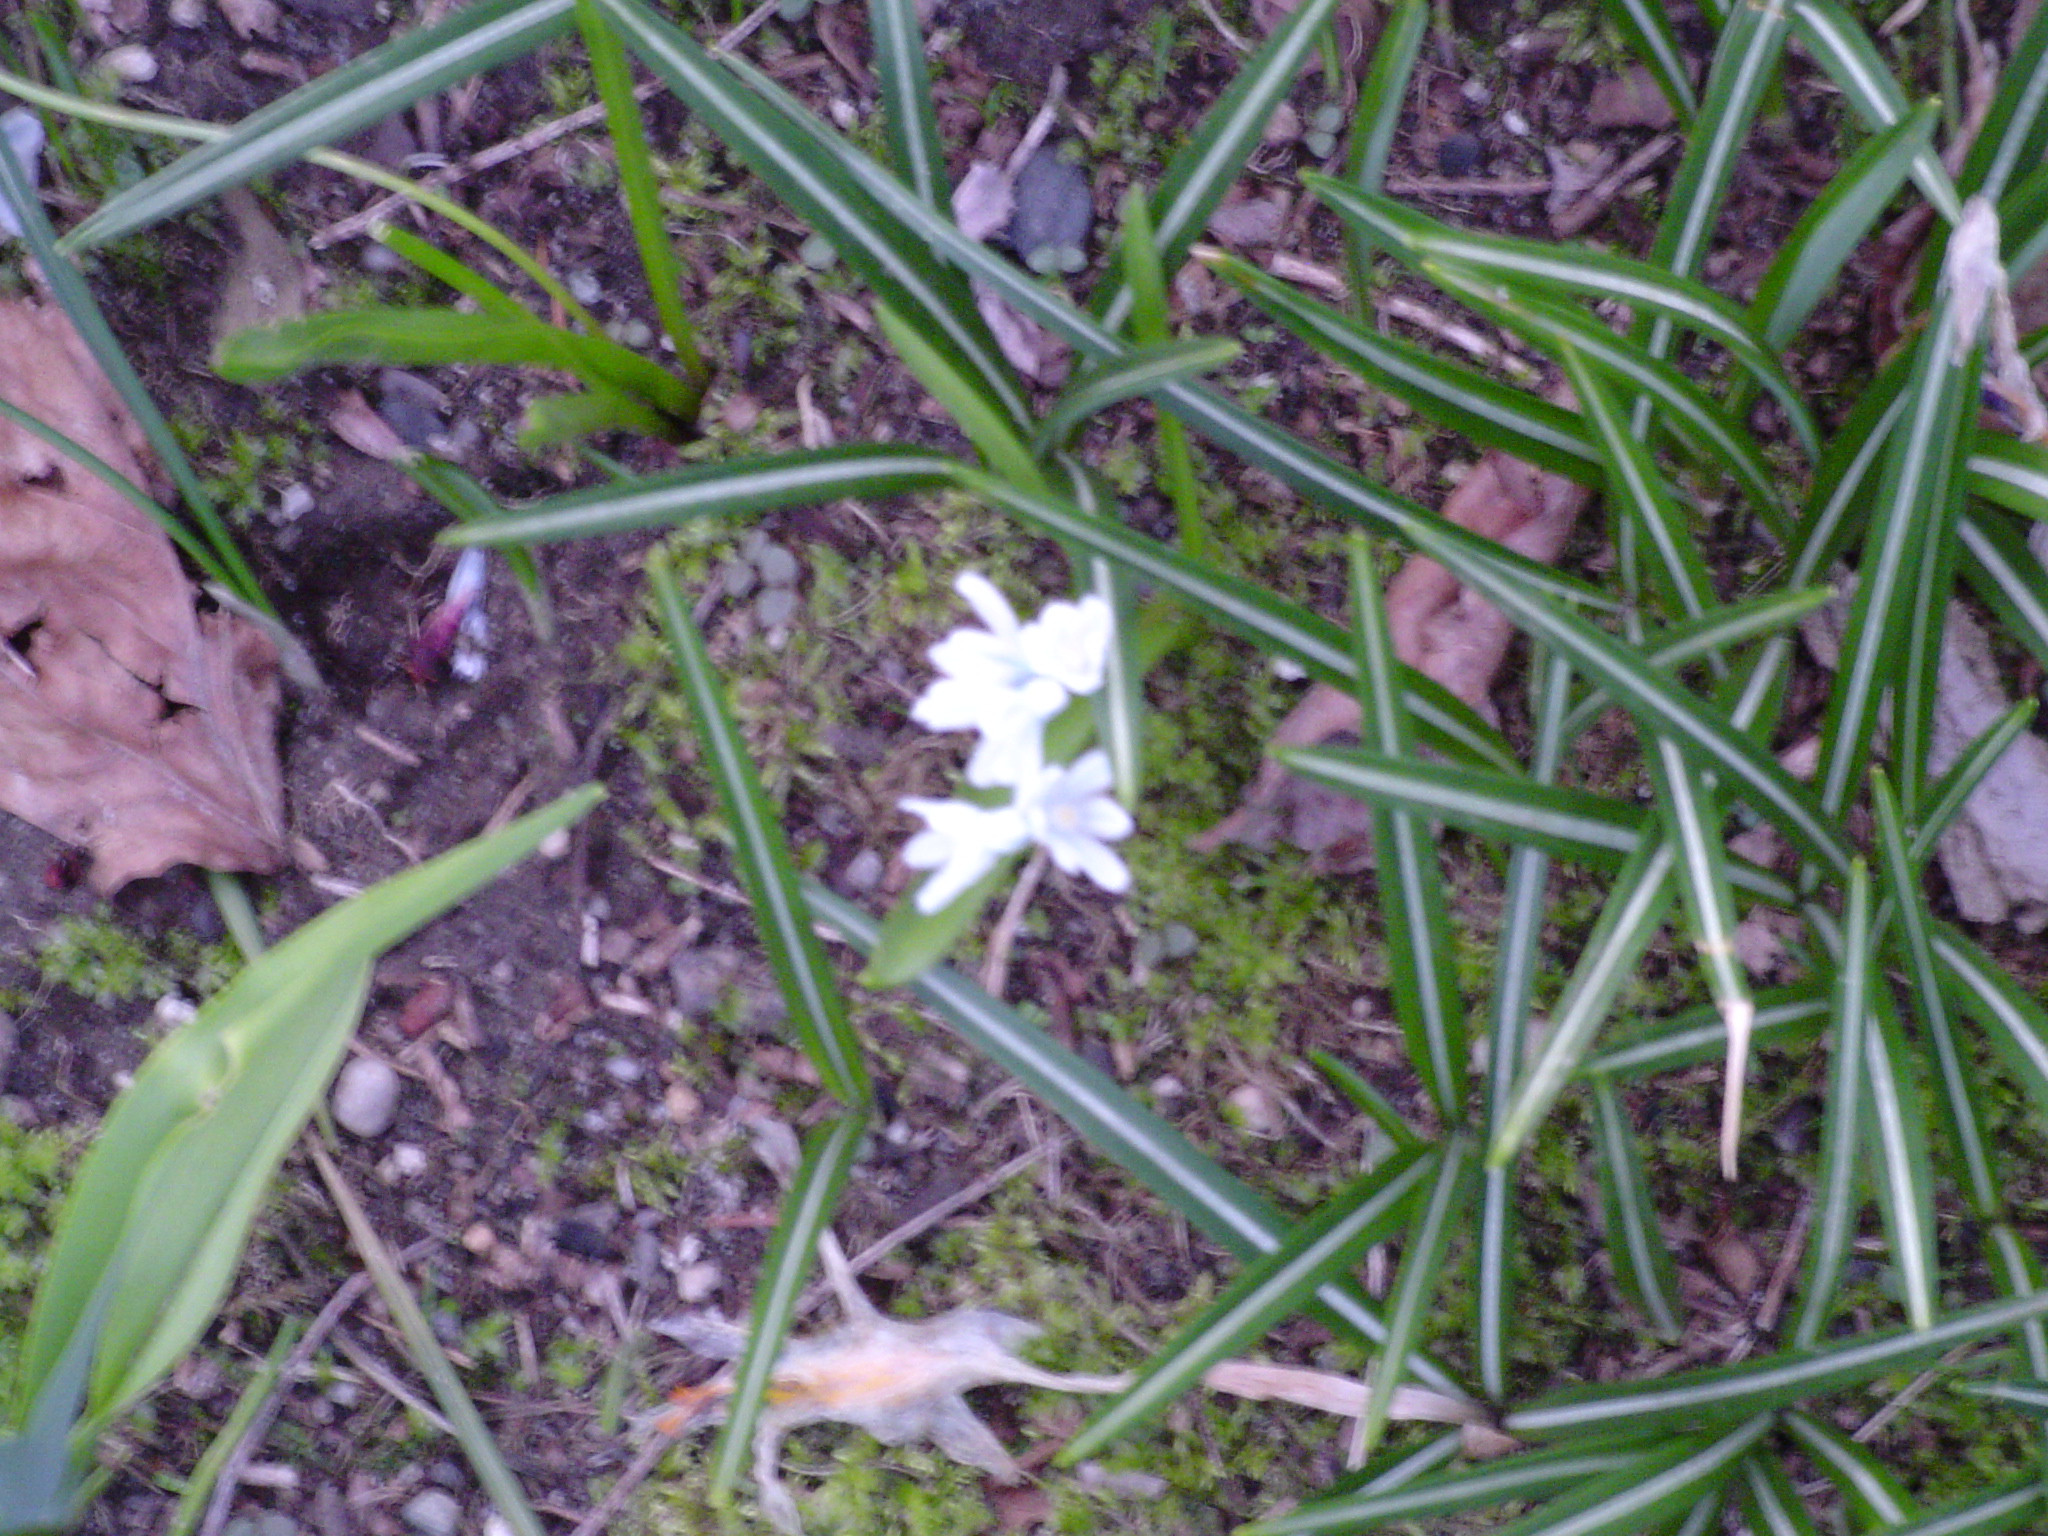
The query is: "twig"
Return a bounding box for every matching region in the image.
[1751,1199,1811,1336]
[1853,1343,1979,1442]
[330,1330,457,1434]
[566,1430,679,1536]
[979,847,1048,999]
[1550,133,1678,239]
[1192,0,1253,52]
[1382,174,1552,197]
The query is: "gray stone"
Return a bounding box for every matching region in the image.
[401,1488,461,1536]
[332,1057,400,1138]
[1008,148,1091,265]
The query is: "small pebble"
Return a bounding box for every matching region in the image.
[1502,108,1531,136]
[332,1057,401,1138]
[1007,147,1092,262]
[798,232,837,269]
[170,0,207,25]
[277,483,314,522]
[842,848,883,891]
[721,559,759,599]
[619,318,654,349]
[1437,133,1484,176]
[1225,1082,1284,1138]
[755,542,799,586]
[754,586,798,629]
[383,1142,429,1180]
[154,995,198,1030]
[1161,922,1198,960]
[401,1489,461,1536]
[566,269,602,305]
[604,1055,644,1084]
[255,1514,300,1536]
[537,828,572,860]
[676,1260,722,1303]
[99,46,158,83]
[362,242,407,275]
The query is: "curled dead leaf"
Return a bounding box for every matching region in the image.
[0,300,285,891]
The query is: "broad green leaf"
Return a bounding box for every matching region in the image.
[1214,250,1601,482]
[1598,0,1696,122]
[441,446,961,546]
[1354,1139,1476,1460]
[805,887,1464,1391]
[215,307,697,428]
[1491,1420,1770,1536]
[1591,1075,1683,1339]
[648,552,869,1106]
[1873,771,1997,1216]
[62,0,578,251]
[1812,284,1976,817]
[19,786,602,1420]
[1749,103,1938,347]
[1058,1147,1432,1463]
[1032,338,1241,459]
[1793,859,1873,1351]
[517,385,681,449]
[1092,0,1344,331]
[708,1112,867,1497]
[1787,0,1959,219]
[1490,835,1679,1165]
[1349,537,1465,1116]
[1309,179,1815,451]
[1243,1447,1639,1535]
[1586,984,1831,1079]
[1510,1288,2048,1441]
[598,0,1028,427]
[1781,1411,1914,1528]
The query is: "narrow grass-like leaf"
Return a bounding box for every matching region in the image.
[1349,537,1465,1116]
[1813,285,1975,815]
[1591,1075,1683,1338]
[1787,343,1915,581]
[1312,1053,1425,1152]
[1310,179,1815,449]
[1859,985,1939,1330]
[1587,984,1830,1079]
[1557,343,1717,616]
[1490,836,1679,1165]
[311,1144,545,1536]
[1355,1140,1475,1461]
[1867,1477,2045,1536]
[1492,1419,1770,1536]
[1058,1147,1432,1463]
[517,385,680,449]
[600,0,1028,427]
[165,1318,302,1536]
[856,855,1020,990]
[1960,1381,2048,1415]
[442,446,959,546]
[1792,858,1872,1351]
[1248,1448,1642,1536]
[1313,1430,1464,1507]
[1509,1288,2048,1440]
[1213,252,1601,481]
[1738,1452,1822,1536]
[577,0,708,397]
[1958,509,2048,674]
[1912,699,2037,864]
[865,0,945,208]
[1966,438,2048,522]
[1787,0,1960,219]
[648,552,869,1106]
[1933,924,2048,1123]
[1781,1411,1914,1527]
[1396,516,1853,875]
[1598,0,1696,121]
[708,1111,867,1499]
[1282,749,1641,866]
[875,301,1041,488]
[1339,0,1428,294]
[1031,338,1240,459]
[1057,460,1146,804]
[1092,0,1343,331]
[0,135,264,610]
[1954,0,2048,202]
[1750,103,1937,347]
[1983,1224,2048,1404]
[1873,770,1997,1216]
[806,887,1463,1390]
[373,225,530,320]
[1444,273,1789,537]
[1115,187,1206,558]
[1644,734,1752,1178]
[1480,650,1571,1398]
[62,0,577,251]
[18,788,602,1420]
[951,467,1519,770]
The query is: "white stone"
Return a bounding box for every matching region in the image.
[332,1057,401,1138]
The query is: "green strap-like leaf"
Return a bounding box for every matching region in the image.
[1058,1146,1433,1463]
[1032,338,1240,460]
[1586,984,1831,1079]
[62,0,579,251]
[806,887,1465,1392]
[1598,0,1697,122]
[865,0,946,208]
[1860,984,1940,1330]
[1955,0,2048,202]
[648,553,870,1106]
[707,1111,867,1497]
[1736,1451,1823,1536]
[1787,0,1960,219]
[1591,1075,1683,1339]
[1492,1419,1770,1536]
[1781,1410,1914,1527]
[1339,0,1429,295]
[1247,1447,1638,1535]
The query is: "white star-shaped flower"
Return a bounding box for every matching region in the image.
[899,795,1028,914]
[1012,749,1133,894]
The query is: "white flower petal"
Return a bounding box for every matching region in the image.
[954,571,1021,637]
[899,796,1027,914]
[1019,595,1112,697]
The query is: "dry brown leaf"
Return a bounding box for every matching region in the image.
[1586,66,1678,130]
[0,299,284,891]
[327,388,413,462]
[1196,425,1592,858]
